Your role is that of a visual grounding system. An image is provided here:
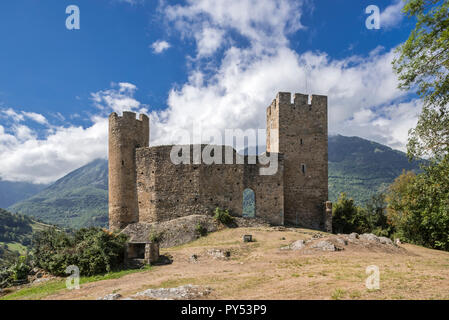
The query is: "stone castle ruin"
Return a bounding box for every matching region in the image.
[108,92,332,232]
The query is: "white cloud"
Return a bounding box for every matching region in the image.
[22,112,48,125]
[149,0,419,152]
[380,0,405,29]
[0,0,420,184]
[1,108,48,125]
[0,83,146,184]
[151,40,171,54]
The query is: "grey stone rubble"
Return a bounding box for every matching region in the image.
[132,284,212,300]
[311,240,338,251]
[206,249,231,260]
[97,293,122,300]
[282,232,401,252]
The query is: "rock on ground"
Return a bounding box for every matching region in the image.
[97,293,122,300]
[132,284,212,300]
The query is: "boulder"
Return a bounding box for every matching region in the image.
[311,240,337,251]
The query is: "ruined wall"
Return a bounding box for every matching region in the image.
[109,91,326,231]
[135,145,284,225]
[267,92,328,229]
[109,112,149,231]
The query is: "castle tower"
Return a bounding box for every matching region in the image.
[267,92,328,229]
[108,111,149,231]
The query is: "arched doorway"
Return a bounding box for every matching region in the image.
[242,188,255,218]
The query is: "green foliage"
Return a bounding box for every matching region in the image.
[10,256,31,281]
[332,193,369,234]
[0,256,32,288]
[392,0,449,159]
[214,207,235,226]
[332,193,395,237]
[387,157,449,251]
[0,209,33,244]
[362,194,395,237]
[195,223,208,237]
[148,230,163,243]
[32,227,128,276]
[393,0,449,110]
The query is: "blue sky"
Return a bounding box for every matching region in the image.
[0,0,422,183]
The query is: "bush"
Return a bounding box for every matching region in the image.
[32,227,128,276]
[148,230,163,243]
[332,193,369,234]
[213,207,235,226]
[10,256,31,281]
[0,255,32,288]
[195,223,208,237]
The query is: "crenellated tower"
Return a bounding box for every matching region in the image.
[267,92,328,229]
[108,111,149,231]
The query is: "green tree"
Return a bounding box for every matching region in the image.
[363,193,395,237]
[392,0,449,159]
[332,193,369,234]
[387,162,449,250]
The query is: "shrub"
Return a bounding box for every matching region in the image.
[10,256,31,281]
[32,227,128,276]
[332,193,369,234]
[148,230,163,243]
[213,207,235,226]
[195,223,208,237]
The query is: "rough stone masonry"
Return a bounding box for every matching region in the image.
[108,92,332,232]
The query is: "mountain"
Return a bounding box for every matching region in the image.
[8,159,109,229]
[328,135,423,204]
[0,180,47,209]
[7,136,423,229]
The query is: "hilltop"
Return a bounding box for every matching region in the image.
[2,226,448,300]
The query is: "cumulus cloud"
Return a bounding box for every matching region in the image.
[0,0,420,184]
[0,83,146,184]
[149,0,420,152]
[380,0,405,29]
[151,40,171,54]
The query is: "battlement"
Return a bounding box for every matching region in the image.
[109,111,149,123]
[273,92,327,112]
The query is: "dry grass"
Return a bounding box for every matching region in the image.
[9,227,449,300]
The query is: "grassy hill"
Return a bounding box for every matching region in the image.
[8,159,108,229]
[2,226,449,300]
[7,135,422,229]
[0,208,52,266]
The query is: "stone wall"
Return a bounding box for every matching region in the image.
[267,92,328,229]
[135,145,284,225]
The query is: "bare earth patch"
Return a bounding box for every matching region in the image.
[20,227,449,300]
